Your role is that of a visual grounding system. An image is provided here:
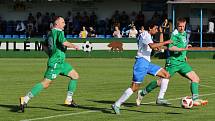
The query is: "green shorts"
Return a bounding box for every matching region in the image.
[166,61,192,77]
[44,61,73,80]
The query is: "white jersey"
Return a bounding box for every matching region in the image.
[136,31,153,62]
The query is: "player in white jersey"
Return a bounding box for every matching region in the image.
[111,24,172,114]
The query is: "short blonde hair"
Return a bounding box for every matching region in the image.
[176,17,186,26]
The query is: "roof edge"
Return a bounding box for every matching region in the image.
[167,0,215,4]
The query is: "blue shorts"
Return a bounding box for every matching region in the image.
[132,57,162,83]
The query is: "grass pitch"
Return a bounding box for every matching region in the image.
[0,58,214,121]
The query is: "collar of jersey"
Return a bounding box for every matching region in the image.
[53,28,63,31]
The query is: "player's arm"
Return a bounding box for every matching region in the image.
[59,31,79,50]
[63,41,79,50]
[168,44,192,52]
[149,40,172,50]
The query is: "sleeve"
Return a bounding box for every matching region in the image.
[58,31,67,44]
[145,34,153,45]
[138,32,153,45]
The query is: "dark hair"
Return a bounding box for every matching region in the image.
[148,23,157,30]
[176,17,186,26]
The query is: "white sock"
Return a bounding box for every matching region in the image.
[24,96,30,104]
[115,88,133,107]
[157,78,169,99]
[66,91,73,101]
[24,92,34,104]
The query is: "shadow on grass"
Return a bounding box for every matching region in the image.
[87,99,184,109]
[87,99,136,107]
[0,104,68,113]
[85,99,184,115]
[58,103,161,114]
[57,104,112,114]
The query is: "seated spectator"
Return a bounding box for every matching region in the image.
[79,26,88,38]
[139,26,145,33]
[128,25,138,38]
[113,26,122,38]
[16,21,26,35]
[88,26,96,37]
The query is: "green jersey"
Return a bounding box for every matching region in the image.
[46,28,67,64]
[167,30,188,65]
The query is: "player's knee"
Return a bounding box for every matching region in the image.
[69,71,79,80]
[162,70,170,79]
[131,87,138,92]
[192,77,200,83]
[73,73,79,80]
[42,81,51,89]
[157,79,161,86]
[165,73,170,79]
[130,83,140,92]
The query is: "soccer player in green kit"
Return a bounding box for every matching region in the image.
[136,17,208,106]
[19,17,79,112]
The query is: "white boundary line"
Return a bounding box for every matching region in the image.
[20,110,99,121]
[199,84,215,88]
[20,92,215,121]
[141,92,215,105]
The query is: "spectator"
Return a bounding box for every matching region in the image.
[73,12,82,35]
[112,10,121,23]
[207,18,214,33]
[27,13,35,24]
[65,11,73,34]
[128,25,138,38]
[26,21,34,38]
[65,11,73,24]
[130,11,137,22]
[82,11,90,27]
[135,11,145,29]
[113,26,122,38]
[139,26,145,34]
[88,26,96,37]
[120,11,129,30]
[162,18,170,40]
[186,22,192,42]
[161,18,170,33]
[42,12,51,34]
[16,21,26,35]
[79,26,88,38]
[35,12,42,34]
[89,11,97,27]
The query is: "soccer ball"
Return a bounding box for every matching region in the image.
[82,41,93,52]
[181,96,193,109]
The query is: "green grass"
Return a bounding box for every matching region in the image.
[1,50,215,59]
[0,58,214,121]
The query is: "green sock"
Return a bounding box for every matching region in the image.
[29,83,44,97]
[68,79,77,92]
[141,80,158,95]
[191,82,199,100]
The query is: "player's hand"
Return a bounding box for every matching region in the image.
[164,40,173,45]
[154,47,161,51]
[185,44,192,50]
[74,45,79,50]
[159,26,163,33]
[187,44,192,48]
[162,46,168,50]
